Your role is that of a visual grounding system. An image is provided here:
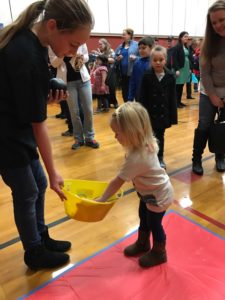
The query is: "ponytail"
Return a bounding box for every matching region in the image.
[0,1,44,49]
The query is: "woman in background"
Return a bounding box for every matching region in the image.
[91,38,118,108]
[192,0,225,175]
[172,31,192,108]
[65,44,100,150]
[115,28,139,102]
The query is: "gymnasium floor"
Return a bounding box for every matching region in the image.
[0,91,225,300]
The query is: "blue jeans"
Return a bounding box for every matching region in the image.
[67,80,95,143]
[198,93,218,131]
[0,160,47,250]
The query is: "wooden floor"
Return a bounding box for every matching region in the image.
[1,91,225,300]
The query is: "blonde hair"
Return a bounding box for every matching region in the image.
[0,0,94,49]
[201,0,225,65]
[150,45,167,60]
[111,102,158,153]
[98,38,112,56]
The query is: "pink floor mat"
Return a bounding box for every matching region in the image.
[21,211,225,300]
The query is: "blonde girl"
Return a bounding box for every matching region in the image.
[97,102,174,268]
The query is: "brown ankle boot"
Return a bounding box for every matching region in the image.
[124,230,150,256]
[139,240,167,267]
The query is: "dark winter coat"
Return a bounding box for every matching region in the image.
[138,68,177,130]
[168,44,193,71]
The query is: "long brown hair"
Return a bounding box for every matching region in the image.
[201,0,225,65]
[0,0,94,49]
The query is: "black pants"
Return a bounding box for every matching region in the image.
[96,94,109,109]
[109,84,118,106]
[121,75,130,102]
[153,128,165,158]
[176,84,184,106]
[138,200,166,242]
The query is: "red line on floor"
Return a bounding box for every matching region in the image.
[174,200,225,231]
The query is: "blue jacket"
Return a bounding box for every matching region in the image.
[128,56,150,101]
[114,40,139,76]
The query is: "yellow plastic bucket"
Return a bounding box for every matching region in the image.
[62,179,123,222]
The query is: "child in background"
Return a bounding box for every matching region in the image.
[92,55,110,112]
[128,36,155,101]
[138,46,177,169]
[96,102,174,268]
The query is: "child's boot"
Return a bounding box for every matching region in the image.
[139,240,167,267]
[124,230,150,256]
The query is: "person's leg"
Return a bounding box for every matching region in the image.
[78,80,100,148]
[0,161,69,269]
[186,76,194,99]
[121,75,130,102]
[176,84,185,107]
[61,100,73,136]
[192,93,217,174]
[95,95,102,113]
[101,95,109,112]
[30,160,71,252]
[154,128,166,169]
[109,84,118,108]
[67,80,85,149]
[1,162,45,250]
[124,199,150,256]
[55,101,66,119]
[139,209,167,267]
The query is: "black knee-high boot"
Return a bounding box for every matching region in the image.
[192,128,208,175]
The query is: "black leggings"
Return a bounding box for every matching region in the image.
[139,200,166,242]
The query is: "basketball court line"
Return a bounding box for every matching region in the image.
[1,154,224,250]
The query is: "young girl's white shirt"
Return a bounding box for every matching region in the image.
[118,149,174,212]
[48,44,90,83]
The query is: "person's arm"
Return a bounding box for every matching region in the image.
[96,176,124,202]
[108,49,115,64]
[101,69,107,91]
[201,62,224,108]
[32,121,66,201]
[80,44,89,63]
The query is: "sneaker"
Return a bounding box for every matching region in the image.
[61,130,73,137]
[85,139,100,149]
[71,141,84,150]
